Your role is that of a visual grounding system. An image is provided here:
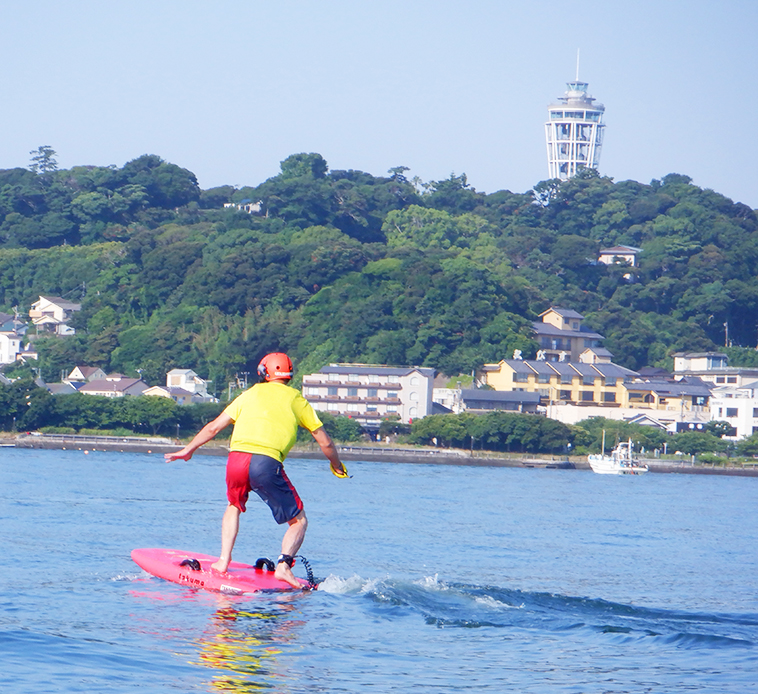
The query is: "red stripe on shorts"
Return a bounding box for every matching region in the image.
[226,451,252,512]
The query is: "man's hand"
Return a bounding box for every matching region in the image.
[330,460,349,478]
[312,427,350,478]
[165,449,193,463]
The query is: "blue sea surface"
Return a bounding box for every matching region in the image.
[1,447,757,693]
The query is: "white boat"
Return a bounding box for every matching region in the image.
[588,438,648,475]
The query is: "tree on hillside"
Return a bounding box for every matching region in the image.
[29,146,58,175]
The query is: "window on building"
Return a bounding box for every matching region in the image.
[716,376,725,384]
[387,391,398,399]
[409,407,417,418]
[386,405,397,413]
[538,374,551,384]
[389,375,399,383]
[604,377,617,386]
[306,387,320,396]
[347,387,358,397]
[726,407,738,417]
[367,388,378,398]
[327,387,338,396]
[348,374,359,382]
[560,390,571,400]
[409,392,419,401]
[514,373,529,383]
[328,373,339,382]
[561,376,574,385]
[583,376,595,385]
[603,392,616,402]
[753,408,758,418]
[347,404,359,412]
[727,376,738,384]
[410,376,419,386]
[581,391,594,401]
[367,405,377,412]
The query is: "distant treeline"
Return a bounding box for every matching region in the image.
[2,151,758,391]
[4,378,758,460]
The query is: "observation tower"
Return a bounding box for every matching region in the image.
[545,79,605,180]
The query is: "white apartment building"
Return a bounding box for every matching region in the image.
[0,332,23,365]
[709,381,758,440]
[672,351,758,388]
[302,364,435,428]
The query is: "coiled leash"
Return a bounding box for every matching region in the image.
[256,554,318,589]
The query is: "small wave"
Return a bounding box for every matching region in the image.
[316,573,375,594]
[321,574,758,647]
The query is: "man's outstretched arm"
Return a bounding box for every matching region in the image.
[311,427,347,477]
[165,412,234,462]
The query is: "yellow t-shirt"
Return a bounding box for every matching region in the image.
[223,381,323,462]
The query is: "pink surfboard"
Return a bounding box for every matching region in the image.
[131,548,311,594]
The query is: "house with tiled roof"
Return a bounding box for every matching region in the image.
[532,307,606,362]
[29,296,81,335]
[142,385,195,406]
[598,245,642,266]
[78,375,148,398]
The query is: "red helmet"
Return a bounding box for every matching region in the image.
[257,352,293,381]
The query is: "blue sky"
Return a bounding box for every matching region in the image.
[2,1,757,207]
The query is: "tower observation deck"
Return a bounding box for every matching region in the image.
[545,81,605,180]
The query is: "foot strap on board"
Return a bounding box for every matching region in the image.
[254,557,276,571]
[180,558,201,571]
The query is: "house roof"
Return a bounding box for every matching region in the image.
[461,389,541,404]
[526,361,556,375]
[78,378,146,394]
[144,385,194,397]
[545,362,578,377]
[38,296,82,310]
[582,346,614,357]
[502,359,535,374]
[568,362,601,377]
[539,307,584,320]
[319,364,435,378]
[532,321,605,340]
[599,245,642,254]
[46,382,79,395]
[590,363,638,378]
[71,366,103,378]
[626,379,712,398]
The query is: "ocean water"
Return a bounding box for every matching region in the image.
[1,448,757,693]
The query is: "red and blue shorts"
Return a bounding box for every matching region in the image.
[225,451,303,524]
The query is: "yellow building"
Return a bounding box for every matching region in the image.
[477,358,712,426]
[478,358,634,407]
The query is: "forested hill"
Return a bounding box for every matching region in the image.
[2,151,757,391]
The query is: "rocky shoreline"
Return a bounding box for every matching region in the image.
[4,433,758,477]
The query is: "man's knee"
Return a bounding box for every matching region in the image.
[290,510,307,529]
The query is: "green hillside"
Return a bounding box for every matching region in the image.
[2,150,757,392]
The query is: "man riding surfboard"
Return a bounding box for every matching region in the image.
[164,352,348,588]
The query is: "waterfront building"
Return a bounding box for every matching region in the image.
[302,363,435,428]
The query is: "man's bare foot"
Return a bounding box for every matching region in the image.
[211,559,230,573]
[275,563,303,589]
